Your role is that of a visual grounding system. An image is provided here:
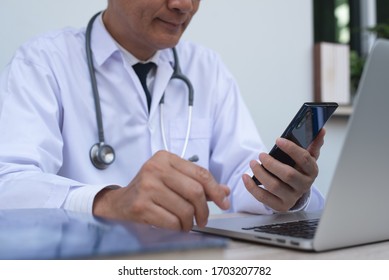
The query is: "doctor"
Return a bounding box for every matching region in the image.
[0,0,325,231]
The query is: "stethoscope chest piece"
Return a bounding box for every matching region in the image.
[90,143,115,169]
[86,12,195,169]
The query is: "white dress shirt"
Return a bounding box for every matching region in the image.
[0,15,324,215]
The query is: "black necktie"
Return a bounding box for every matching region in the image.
[133,62,155,112]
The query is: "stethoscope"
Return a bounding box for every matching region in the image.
[86,12,196,169]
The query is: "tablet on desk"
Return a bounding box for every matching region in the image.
[0,208,226,260]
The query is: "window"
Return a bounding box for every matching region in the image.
[314,0,389,55]
[313,0,388,110]
[314,0,361,55]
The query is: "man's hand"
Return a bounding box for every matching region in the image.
[93,150,230,231]
[242,129,325,212]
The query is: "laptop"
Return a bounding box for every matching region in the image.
[194,39,389,252]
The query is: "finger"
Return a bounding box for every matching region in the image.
[138,203,183,231]
[158,164,210,227]
[169,155,230,210]
[249,158,279,187]
[144,151,228,226]
[258,153,312,195]
[191,166,230,210]
[215,185,231,201]
[275,137,317,176]
[143,151,210,226]
[307,128,326,160]
[151,186,197,231]
[117,182,185,230]
[242,173,290,212]
[251,157,297,196]
[120,174,194,231]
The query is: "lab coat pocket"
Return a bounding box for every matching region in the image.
[169,118,212,168]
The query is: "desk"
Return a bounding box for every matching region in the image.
[128,213,389,260]
[128,237,389,260]
[1,209,388,260]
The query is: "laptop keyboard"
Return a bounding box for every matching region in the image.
[242,218,319,239]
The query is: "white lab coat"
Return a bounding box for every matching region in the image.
[0,17,324,214]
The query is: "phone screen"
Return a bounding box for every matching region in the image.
[252,102,338,185]
[286,105,332,148]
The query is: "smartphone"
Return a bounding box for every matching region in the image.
[252,102,338,185]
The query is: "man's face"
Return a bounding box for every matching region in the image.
[104,0,200,60]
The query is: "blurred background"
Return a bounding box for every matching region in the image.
[1,0,387,206]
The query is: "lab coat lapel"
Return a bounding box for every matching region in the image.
[149,61,173,120]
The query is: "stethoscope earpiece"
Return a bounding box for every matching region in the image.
[90,143,115,170]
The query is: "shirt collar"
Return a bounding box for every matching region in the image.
[91,12,171,68]
[89,12,119,67]
[115,41,161,67]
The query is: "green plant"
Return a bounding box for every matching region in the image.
[367,21,389,39]
[350,50,365,94]
[350,20,389,95]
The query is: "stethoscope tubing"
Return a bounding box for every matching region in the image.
[86,12,195,169]
[86,12,106,145]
